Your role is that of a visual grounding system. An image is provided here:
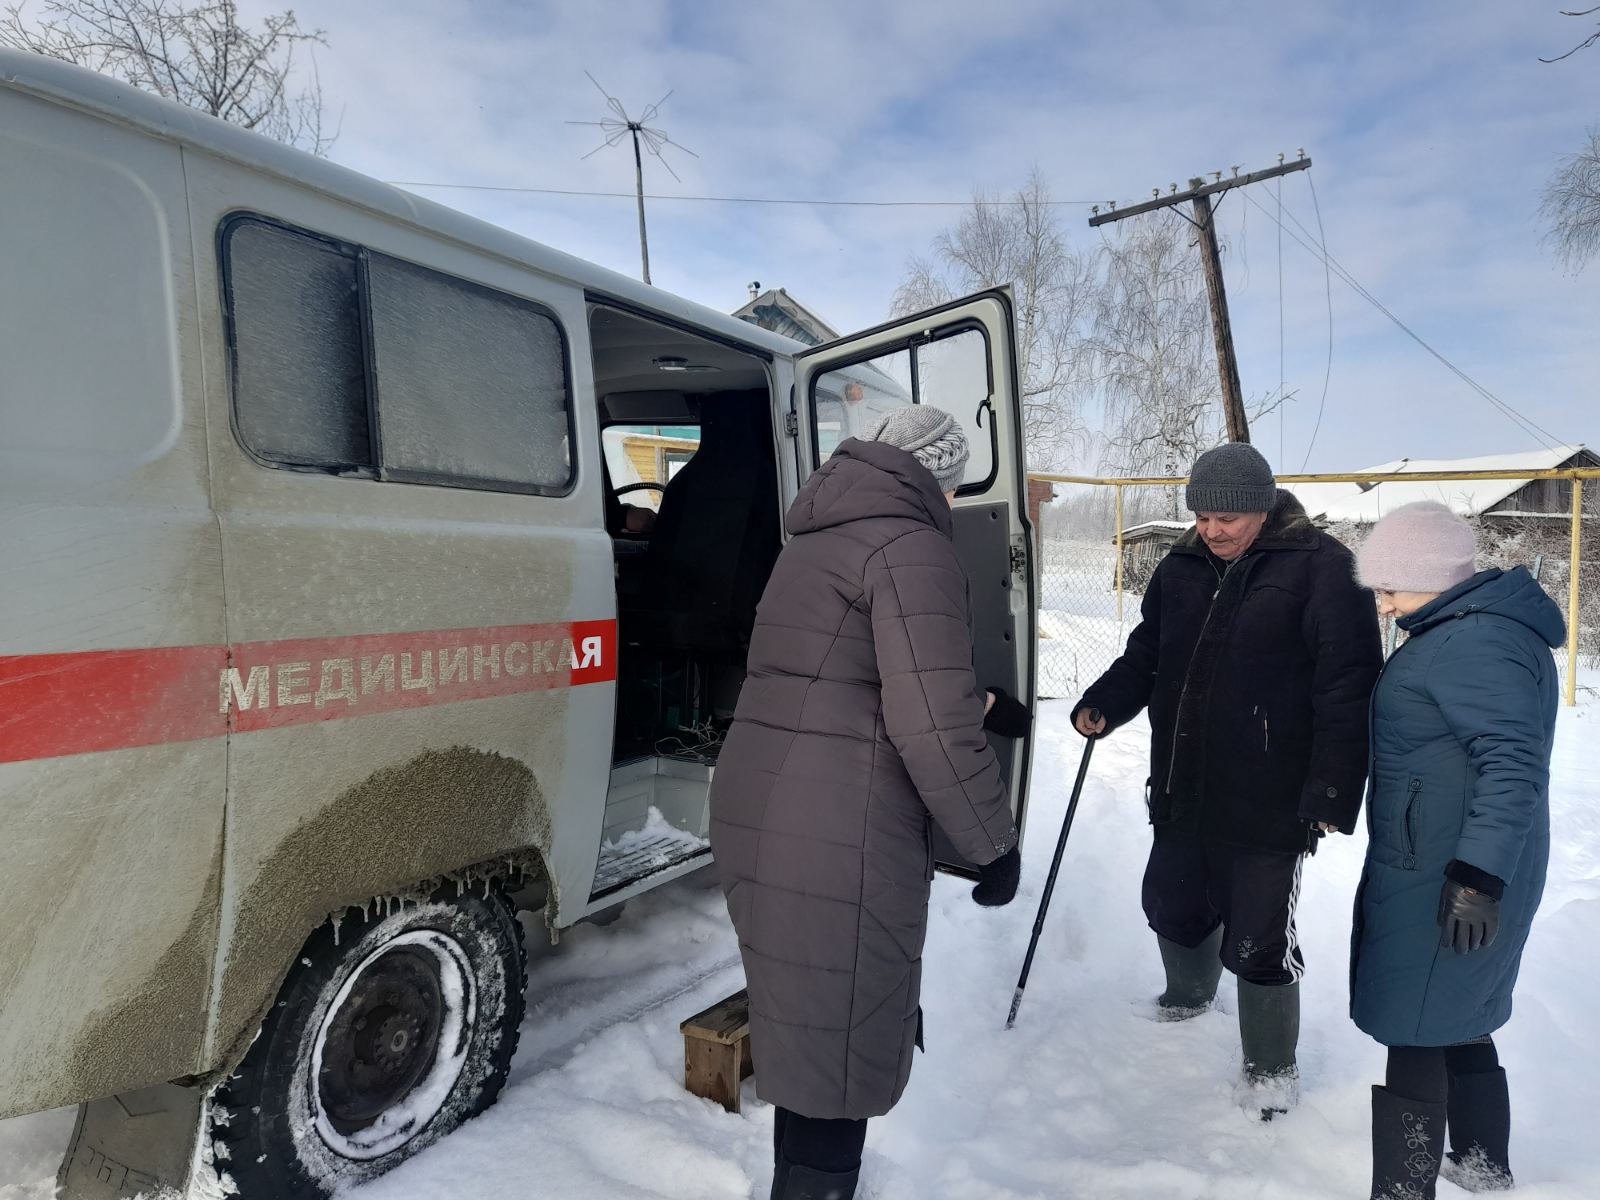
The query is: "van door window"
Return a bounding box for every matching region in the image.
[601,424,702,517]
[368,256,572,492]
[811,349,910,462]
[223,220,371,470]
[810,325,995,493]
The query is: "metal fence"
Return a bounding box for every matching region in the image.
[1031,468,1600,707]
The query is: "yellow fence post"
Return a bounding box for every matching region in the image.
[1569,476,1583,708]
[1114,485,1126,624]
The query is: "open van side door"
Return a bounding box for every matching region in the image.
[791,288,1037,869]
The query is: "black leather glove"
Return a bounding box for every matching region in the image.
[983,688,1032,738]
[1437,877,1501,955]
[971,845,1021,907]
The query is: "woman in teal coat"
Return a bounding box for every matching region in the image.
[1352,501,1563,1199]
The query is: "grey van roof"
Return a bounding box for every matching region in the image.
[0,49,806,357]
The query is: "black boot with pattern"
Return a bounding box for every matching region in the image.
[1371,1084,1445,1199]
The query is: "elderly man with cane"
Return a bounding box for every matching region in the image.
[1073,443,1382,1117]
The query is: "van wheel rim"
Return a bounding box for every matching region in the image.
[310,929,476,1160]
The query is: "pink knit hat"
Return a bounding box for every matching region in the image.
[1355,501,1477,592]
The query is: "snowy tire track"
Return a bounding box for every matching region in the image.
[510,951,745,1083]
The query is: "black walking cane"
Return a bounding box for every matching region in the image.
[1005,726,1097,1030]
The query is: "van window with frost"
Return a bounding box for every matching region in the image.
[368,256,571,491]
[224,221,370,469]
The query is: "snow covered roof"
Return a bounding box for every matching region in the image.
[1286,445,1592,524]
[1121,520,1191,540]
[733,288,840,347]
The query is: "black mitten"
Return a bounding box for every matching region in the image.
[971,845,1021,907]
[983,688,1032,738]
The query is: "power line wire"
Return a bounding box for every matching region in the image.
[385,180,1102,208]
[1238,189,1566,454]
[1299,172,1335,471]
[1258,193,1563,452]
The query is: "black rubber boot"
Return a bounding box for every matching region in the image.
[1371,1084,1445,1199]
[1237,979,1300,1119]
[774,1162,860,1200]
[1156,927,1224,1019]
[1441,1068,1514,1192]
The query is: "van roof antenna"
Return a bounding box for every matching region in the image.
[567,71,698,287]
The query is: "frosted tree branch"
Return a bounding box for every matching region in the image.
[0,0,335,154]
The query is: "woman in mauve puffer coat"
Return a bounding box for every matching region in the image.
[710,407,1023,1200]
[1351,501,1564,1200]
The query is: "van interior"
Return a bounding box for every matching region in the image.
[586,303,783,900]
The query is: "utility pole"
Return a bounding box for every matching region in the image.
[1090,155,1312,444]
[1191,186,1246,442]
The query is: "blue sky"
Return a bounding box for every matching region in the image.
[256,0,1595,473]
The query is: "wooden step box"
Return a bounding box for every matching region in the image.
[680,988,754,1113]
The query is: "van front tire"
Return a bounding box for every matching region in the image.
[214,892,526,1198]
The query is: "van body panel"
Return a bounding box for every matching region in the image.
[0,89,226,1117]
[180,152,621,1069]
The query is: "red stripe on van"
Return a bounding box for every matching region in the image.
[0,619,617,765]
[0,644,228,765]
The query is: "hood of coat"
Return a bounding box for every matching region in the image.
[786,437,954,538]
[1399,565,1567,648]
[1170,488,1318,557]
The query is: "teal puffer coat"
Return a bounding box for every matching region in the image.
[1350,567,1564,1047]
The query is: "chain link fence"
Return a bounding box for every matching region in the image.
[1032,472,1600,705]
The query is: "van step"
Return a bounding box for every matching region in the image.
[590,828,710,900]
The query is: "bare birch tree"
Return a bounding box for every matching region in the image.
[0,0,335,153]
[1542,126,1600,271]
[891,171,1096,470]
[1538,8,1600,270]
[1086,217,1222,520]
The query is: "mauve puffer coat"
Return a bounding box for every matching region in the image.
[709,438,1017,1120]
[1351,567,1564,1047]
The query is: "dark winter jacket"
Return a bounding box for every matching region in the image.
[1350,568,1562,1047]
[708,438,1017,1120]
[1079,491,1382,853]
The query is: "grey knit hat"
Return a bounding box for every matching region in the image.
[867,405,970,493]
[1185,442,1277,513]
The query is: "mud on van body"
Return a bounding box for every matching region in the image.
[0,50,1037,1197]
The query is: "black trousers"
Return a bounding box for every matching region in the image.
[1386,1038,1500,1103]
[773,1106,868,1173]
[1141,827,1306,986]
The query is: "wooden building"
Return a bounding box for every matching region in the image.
[1289,446,1598,527]
[1116,520,1191,593]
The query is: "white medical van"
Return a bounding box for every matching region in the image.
[0,49,1036,1198]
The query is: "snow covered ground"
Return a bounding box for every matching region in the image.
[3,700,1598,1199]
